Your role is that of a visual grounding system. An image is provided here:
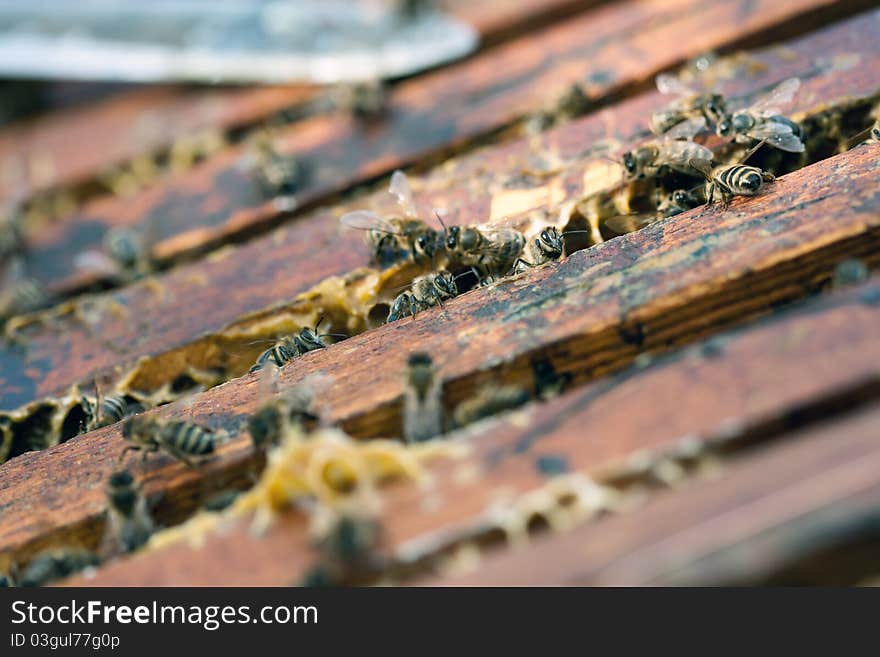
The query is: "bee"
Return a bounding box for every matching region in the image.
[106,469,154,553]
[300,513,383,587]
[526,83,591,133]
[81,384,143,432]
[657,187,705,217]
[249,318,344,372]
[444,221,527,281]
[403,352,443,443]
[509,226,593,274]
[74,225,154,284]
[121,415,217,467]
[0,206,24,261]
[621,136,713,180]
[700,162,775,205]
[248,383,322,449]
[340,170,440,267]
[251,129,306,196]
[716,78,805,153]
[650,72,727,135]
[19,549,99,587]
[0,256,50,321]
[452,384,529,428]
[334,80,389,120]
[848,119,880,148]
[387,270,458,323]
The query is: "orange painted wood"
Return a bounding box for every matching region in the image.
[59,277,880,585]
[422,403,880,586]
[21,0,868,294]
[4,9,878,415]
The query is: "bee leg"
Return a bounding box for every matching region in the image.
[706,182,716,206]
[117,445,138,463]
[509,258,536,275]
[408,296,420,322]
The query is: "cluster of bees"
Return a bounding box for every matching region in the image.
[5,52,880,587]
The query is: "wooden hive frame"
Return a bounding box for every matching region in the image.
[0,0,878,587]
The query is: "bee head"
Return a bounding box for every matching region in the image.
[671,190,690,206]
[717,116,733,136]
[731,113,753,133]
[445,225,460,250]
[872,123,880,141]
[108,470,138,515]
[705,94,726,122]
[407,352,435,398]
[536,228,563,259]
[622,152,638,176]
[433,271,458,299]
[415,230,438,259]
[298,327,326,350]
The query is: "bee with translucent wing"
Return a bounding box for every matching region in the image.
[387,270,459,323]
[621,131,714,180]
[716,78,805,153]
[651,72,728,136]
[340,170,440,267]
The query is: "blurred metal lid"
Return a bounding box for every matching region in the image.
[0,0,479,84]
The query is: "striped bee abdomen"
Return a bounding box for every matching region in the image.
[162,421,216,454]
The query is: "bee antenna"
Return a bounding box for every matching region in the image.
[319,333,349,340]
[434,210,448,235]
[740,139,766,164]
[314,316,325,332]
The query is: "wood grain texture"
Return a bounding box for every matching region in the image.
[3,9,878,414]
[19,0,870,294]
[0,0,598,205]
[3,137,877,571]
[60,277,880,585]
[422,403,880,586]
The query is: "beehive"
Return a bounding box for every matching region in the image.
[0,0,878,586]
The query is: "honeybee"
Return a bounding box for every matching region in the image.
[403,352,443,443]
[452,384,529,428]
[716,78,805,153]
[699,162,775,205]
[526,83,591,133]
[848,119,880,148]
[443,221,527,281]
[0,568,15,586]
[0,206,24,261]
[250,318,344,372]
[105,469,154,553]
[334,80,389,120]
[340,170,441,267]
[248,382,322,449]
[73,225,154,284]
[387,270,458,323]
[19,549,99,587]
[121,415,217,467]
[621,136,713,180]
[300,513,383,587]
[251,128,306,196]
[510,226,593,274]
[81,384,144,432]
[650,72,727,135]
[0,256,50,321]
[657,187,705,217]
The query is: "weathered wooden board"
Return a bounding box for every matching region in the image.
[0,86,312,206]
[2,140,877,571]
[19,0,870,294]
[0,0,596,205]
[60,276,880,585]
[3,9,878,415]
[423,403,880,586]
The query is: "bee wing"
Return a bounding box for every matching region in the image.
[749,77,800,117]
[655,73,696,96]
[339,210,399,235]
[659,140,713,171]
[74,250,122,277]
[749,121,806,153]
[663,116,707,140]
[389,170,418,216]
[604,214,657,235]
